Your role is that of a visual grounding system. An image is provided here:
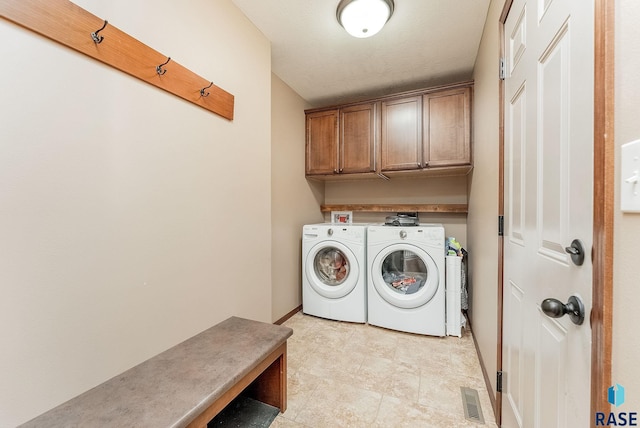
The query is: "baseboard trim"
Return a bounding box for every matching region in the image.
[466,312,498,419]
[274,305,302,325]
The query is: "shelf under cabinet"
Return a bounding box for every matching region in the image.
[320,204,468,214]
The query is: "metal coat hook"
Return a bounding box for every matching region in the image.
[156,57,171,75]
[91,20,108,44]
[200,82,213,97]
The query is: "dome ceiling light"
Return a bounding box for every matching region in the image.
[336,0,395,39]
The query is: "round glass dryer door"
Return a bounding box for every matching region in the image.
[305,241,359,299]
[370,243,439,309]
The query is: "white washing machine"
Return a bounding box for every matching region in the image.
[302,223,367,323]
[367,224,445,336]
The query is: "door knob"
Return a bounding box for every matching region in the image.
[564,239,585,266]
[541,295,585,325]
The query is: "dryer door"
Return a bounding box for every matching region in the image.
[370,243,439,309]
[305,240,359,299]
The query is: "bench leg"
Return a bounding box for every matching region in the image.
[245,342,287,413]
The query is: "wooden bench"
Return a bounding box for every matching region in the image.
[20,317,293,428]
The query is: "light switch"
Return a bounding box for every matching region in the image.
[621,139,640,212]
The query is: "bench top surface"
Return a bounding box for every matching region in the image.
[20,316,293,428]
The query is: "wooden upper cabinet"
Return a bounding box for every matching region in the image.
[340,103,377,174]
[380,96,423,172]
[423,87,471,167]
[305,82,473,180]
[306,109,339,175]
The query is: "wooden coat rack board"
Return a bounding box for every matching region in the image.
[0,0,234,120]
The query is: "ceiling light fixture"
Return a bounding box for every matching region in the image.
[336,0,395,39]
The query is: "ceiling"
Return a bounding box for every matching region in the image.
[231,0,491,107]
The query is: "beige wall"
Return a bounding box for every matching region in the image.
[0,1,271,425]
[324,177,468,243]
[613,0,640,410]
[271,74,323,321]
[467,0,502,406]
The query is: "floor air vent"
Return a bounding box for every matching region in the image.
[460,387,485,424]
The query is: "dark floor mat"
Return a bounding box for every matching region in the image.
[207,395,279,428]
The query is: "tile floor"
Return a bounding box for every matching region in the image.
[271,312,498,428]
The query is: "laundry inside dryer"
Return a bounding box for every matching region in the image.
[314,248,349,285]
[381,250,427,294]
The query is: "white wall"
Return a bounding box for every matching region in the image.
[271,74,323,321]
[467,0,502,409]
[0,1,272,425]
[613,0,640,411]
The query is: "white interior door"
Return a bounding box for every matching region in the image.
[502,0,594,426]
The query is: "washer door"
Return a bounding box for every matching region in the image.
[305,241,359,299]
[370,243,439,309]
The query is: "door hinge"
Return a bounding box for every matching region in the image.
[498,215,504,236]
[499,57,506,80]
[497,371,503,393]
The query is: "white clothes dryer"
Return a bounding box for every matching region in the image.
[302,223,367,323]
[367,224,445,336]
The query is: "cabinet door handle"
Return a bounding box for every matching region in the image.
[339,168,343,173]
[334,169,338,174]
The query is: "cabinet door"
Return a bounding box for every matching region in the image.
[340,103,377,174]
[380,96,422,171]
[423,87,471,167]
[306,109,339,175]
